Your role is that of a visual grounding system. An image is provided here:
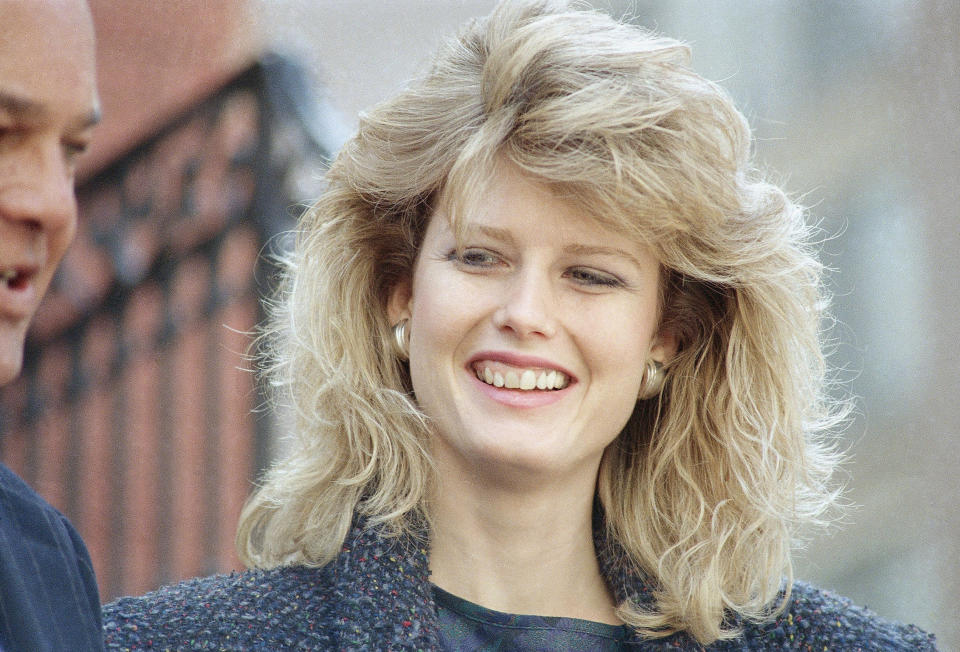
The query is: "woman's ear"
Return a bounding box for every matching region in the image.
[387,277,413,324]
[650,326,678,366]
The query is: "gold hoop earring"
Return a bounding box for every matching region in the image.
[638,359,665,400]
[391,319,410,361]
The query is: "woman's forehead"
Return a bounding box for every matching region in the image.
[427,196,656,272]
[437,177,655,253]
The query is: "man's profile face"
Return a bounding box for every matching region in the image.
[0,0,99,385]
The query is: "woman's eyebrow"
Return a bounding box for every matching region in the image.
[462,224,642,266]
[461,224,517,246]
[563,243,642,267]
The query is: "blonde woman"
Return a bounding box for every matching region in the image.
[104,1,936,649]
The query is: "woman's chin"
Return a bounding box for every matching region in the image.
[441,436,598,487]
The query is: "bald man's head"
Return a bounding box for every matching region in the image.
[0,0,100,385]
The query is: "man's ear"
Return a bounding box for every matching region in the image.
[387,277,413,325]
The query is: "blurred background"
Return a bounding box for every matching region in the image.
[0,0,955,648]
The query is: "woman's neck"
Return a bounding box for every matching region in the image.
[428,458,622,625]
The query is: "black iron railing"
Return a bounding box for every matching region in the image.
[0,56,338,600]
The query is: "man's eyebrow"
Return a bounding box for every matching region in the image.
[0,90,47,120]
[0,90,101,129]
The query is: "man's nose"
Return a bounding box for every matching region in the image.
[492,267,558,339]
[0,139,78,232]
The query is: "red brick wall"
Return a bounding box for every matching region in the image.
[0,2,337,602]
[0,71,271,601]
[81,0,259,180]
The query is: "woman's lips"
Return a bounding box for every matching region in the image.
[465,351,576,408]
[471,360,570,390]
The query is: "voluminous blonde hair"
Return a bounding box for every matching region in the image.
[238,0,846,644]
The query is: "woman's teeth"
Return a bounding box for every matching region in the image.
[474,365,569,390]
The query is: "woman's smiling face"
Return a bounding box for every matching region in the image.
[390,163,673,483]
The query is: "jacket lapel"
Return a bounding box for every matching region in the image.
[327,510,703,650]
[328,517,441,650]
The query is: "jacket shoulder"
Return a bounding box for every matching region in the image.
[103,564,338,650]
[0,463,103,650]
[734,580,937,651]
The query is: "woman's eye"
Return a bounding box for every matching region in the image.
[447,248,500,268]
[566,267,624,288]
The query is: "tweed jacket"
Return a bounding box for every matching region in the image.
[103,517,935,651]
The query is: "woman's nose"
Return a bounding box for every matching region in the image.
[491,268,558,339]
